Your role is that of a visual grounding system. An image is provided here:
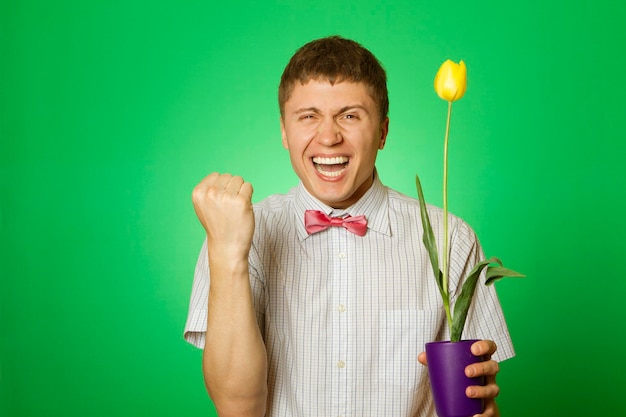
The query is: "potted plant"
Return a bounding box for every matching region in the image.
[416,59,524,417]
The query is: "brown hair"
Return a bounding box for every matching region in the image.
[278,36,389,121]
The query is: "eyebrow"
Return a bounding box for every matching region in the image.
[293,105,370,115]
[293,107,320,115]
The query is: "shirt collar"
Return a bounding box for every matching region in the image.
[293,171,391,240]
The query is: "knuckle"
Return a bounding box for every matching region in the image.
[480,362,490,374]
[191,185,204,203]
[485,359,499,375]
[477,360,496,376]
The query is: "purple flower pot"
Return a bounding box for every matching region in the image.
[425,340,486,417]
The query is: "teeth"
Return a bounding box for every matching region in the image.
[312,156,349,165]
[316,165,344,177]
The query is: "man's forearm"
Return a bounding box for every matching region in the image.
[202,256,268,417]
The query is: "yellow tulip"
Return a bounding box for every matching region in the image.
[434,59,467,102]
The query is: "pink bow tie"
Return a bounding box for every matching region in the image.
[304,210,368,236]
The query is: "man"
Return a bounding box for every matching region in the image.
[184,36,514,417]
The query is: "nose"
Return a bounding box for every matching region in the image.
[316,118,343,146]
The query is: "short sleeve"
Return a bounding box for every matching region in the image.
[183,236,267,349]
[183,240,209,348]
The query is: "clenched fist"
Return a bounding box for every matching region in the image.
[192,173,255,261]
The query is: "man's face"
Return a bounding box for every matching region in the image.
[280,80,389,209]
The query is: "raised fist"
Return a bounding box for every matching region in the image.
[192,173,255,260]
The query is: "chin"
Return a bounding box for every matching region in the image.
[303,171,362,207]
[315,188,356,208]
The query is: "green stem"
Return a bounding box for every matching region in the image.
[443,100,452,330]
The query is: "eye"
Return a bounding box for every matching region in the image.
[342,113,359,120]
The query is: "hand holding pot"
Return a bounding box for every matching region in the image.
[464,340,500,417]
[418,339,501,417]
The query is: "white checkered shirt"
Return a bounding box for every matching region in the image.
[184,174,514,417]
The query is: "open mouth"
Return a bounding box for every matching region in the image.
[312,156,349,178]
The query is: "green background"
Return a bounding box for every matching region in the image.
[2,0,625,416]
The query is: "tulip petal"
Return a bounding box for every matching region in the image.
[434,59,467,102]
[454,60,467,100]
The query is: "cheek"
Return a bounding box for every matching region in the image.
[356,129,384,155]
[283,136,309,164]
[284,125,316,150]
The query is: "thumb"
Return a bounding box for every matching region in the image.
[418,352,428,366]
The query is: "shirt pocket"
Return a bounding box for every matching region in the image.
[378,309,443,390]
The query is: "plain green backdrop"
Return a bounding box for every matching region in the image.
[2,0,625,416]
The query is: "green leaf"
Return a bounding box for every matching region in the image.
[450,258,495,342]
[415,173,526,342]
[485,265,526,285]
[415,175,445,299]
[450,256,525,341]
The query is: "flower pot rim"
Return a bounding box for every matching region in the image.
[426,339,479,346]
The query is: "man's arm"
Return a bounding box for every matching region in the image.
[192,172,268,417]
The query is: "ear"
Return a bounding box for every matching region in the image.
[378,117,389,150]
[280,116,289,150]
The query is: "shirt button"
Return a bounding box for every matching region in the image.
[338,304,346,313]
[338,252,346,259]
[337,361,345,368]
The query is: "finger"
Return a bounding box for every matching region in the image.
[466,359,499,378]
[466,380,500,400]
[472,398,499,417]
[197,172,223,191]
[225,175,245,195]
[203,172,221,186]
[471,340,497,357]
[192,173,230,209]
[417,352,427,366]
[192,172,219,201]
[239,181,254,201]
[213,173,234,191]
